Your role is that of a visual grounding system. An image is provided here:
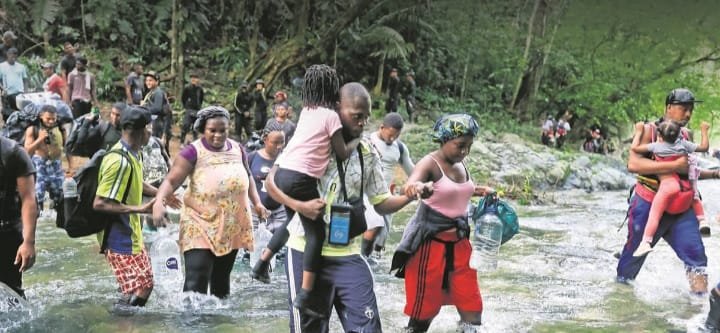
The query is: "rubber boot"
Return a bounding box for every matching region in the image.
[706,289,720,332]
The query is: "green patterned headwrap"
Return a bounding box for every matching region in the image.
[431,113,479,143]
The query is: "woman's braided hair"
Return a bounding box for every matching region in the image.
[302,64,340,109]
[261,121,285,140]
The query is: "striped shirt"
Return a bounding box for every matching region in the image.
[96,141,144,254]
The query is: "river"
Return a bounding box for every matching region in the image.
[3,180,720,332]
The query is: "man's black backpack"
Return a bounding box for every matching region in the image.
[0,104,40,145]
[65,118,112,157]
[63,149,134,250]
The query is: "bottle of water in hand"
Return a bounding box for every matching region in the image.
[150,228,183,289]
[470,198,504,272]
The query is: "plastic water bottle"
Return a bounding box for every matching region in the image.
[150,228,183,288]
[470,203,504,272]
[63,177,77,199]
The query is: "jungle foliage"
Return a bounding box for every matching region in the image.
[3,0,720,142]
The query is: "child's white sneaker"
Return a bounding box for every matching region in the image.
[633,241,653,257]
[700,219,711,237]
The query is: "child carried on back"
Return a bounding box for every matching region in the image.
[632,120,710,257]
[251,64,360,318]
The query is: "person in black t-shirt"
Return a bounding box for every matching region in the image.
[233,82,254,141]
[385,68,400,114]
[0,136,38,298]
[180,74,204,144]
[252,79,269,131]
[125,64,145,105]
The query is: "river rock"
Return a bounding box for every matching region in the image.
[470,133,634,192]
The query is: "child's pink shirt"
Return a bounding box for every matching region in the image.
[277,106,342,178]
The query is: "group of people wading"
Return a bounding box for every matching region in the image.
[0,62,491,333]
[3,46,720,331]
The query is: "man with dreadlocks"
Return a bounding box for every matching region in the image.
[251,64,361,318]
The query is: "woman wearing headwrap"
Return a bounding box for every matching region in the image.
[152,106,268,298]
[391,114,494,333]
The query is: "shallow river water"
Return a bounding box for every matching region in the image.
[4,180,720,332]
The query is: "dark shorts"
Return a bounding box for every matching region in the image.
[286,248,381,333]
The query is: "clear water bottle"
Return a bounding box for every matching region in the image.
[63,177,77,199]
[150,228,183,288]
[470,203,504,272]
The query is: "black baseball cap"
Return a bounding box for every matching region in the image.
[120,106,151,130]
[665,88,702,105]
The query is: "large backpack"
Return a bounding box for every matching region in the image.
[1,104,40,145]
[65,118,111,157]
[63,149,134,249]
[16,93,73,125]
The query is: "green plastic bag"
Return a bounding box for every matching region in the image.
[473,194,519,244]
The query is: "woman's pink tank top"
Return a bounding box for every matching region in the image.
[422,155,475,219]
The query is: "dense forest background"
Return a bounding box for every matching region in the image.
[3,0,720,144]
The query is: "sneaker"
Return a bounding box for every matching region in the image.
[700,219,711,237]
[293,288,326,318]
[632,241,653,257]
[251,260,271,284]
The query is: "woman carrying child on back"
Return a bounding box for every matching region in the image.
[251,64,360,318]
[632,119,710,257]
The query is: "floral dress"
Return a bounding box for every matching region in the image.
[180,139,254,256]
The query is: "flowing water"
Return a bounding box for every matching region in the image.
[4,180,720,332]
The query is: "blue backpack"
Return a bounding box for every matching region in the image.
[473,193,520,244]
